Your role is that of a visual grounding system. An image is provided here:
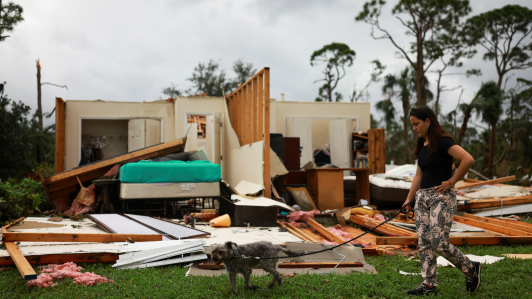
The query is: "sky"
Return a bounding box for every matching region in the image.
[2,0,532,129]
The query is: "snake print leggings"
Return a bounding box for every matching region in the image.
[414,187,473,286]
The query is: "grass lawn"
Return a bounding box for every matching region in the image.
[1,244,532,298]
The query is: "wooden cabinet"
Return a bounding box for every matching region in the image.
[352,128,385,174]
[306,169,344,210]
[306,168,371,209]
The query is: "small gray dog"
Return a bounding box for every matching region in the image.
[210,241,303,295]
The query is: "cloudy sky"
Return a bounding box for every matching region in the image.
[2,0,532,128]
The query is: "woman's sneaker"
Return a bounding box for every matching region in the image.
[407,283,437,296]
[465,261,482,292]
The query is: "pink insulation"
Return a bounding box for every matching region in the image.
[27,273,57,287]
[64,194,96,216]
[374,214,387,222]
[327,224,371,247]
[322,240,339,246]
[27,262,113,287]
[63,164,122,216]
[287,209,321,227]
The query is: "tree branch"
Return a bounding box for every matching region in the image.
[395,16,415,33]
[41,82,68,90]
[373,20,416,68]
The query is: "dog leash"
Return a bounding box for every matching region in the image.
[250,201,415,261]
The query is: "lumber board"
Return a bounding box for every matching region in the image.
[258,73,264,142]
[252,78,258,142]
[377,236,532,245]
[455,176,516,189]
[44,137,186,184]
[0,253,119,266]
[55,97,66,174]
[239,89,244,144]
[307,218,350,245]
[2,232,162,242]
[463,214,532,233]
[263,67,271,198]
[351,215,415,237]
[464,178,484,183]
[496,218,532,228]
[5,242,37,280]
[454,215,532,236]
[457,195,532,211]
[287,223,320,243]
[376,236,502,246]
[278,221,307,241]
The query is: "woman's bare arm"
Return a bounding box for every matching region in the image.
[403,164,422,212]
[434,144,475,193]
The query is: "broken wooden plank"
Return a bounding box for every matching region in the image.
[0,253,119,266]
[5,242,37,280]
[454,215,532,236]
[376,236,502,246]
[350,215,416,237]
[55,97,66,173]
[463,213,532,234]
[278,221,307,241]
[286,223,321,243]
[456,175,516,189]
[43,137,186,199]
[2,232,162,243]
[307,218,350,245]
[377,236,532,245]
[464,178,484,183]
[496,218,532,228]
[457,195,532,210]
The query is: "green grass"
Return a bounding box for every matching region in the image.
[1,244,532,298]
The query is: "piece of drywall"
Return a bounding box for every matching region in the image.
[223,99,264,188]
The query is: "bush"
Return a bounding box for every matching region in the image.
[0,178,47,225]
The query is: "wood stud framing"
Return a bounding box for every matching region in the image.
[225,68,271,198]
[55,97,66,173]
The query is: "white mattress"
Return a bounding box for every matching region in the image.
[120,182,220,199]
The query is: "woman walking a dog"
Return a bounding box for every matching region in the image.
[403,106,481,296]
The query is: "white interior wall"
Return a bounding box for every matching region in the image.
[272,101,370,135]
[81,119,128,161]
[64,100,175,171]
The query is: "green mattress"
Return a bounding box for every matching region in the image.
[119,160,221,183]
